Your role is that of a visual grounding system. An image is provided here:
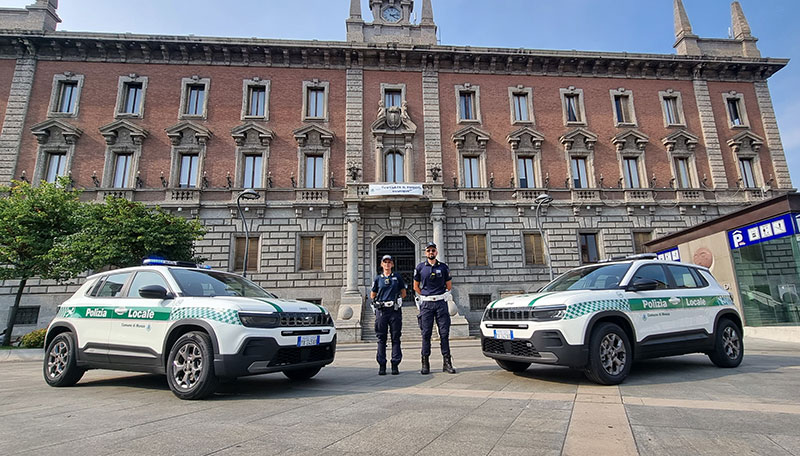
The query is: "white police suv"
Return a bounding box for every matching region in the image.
[480,254,743,384]
[43,260,336,399]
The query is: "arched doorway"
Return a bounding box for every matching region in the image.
[375,236,416,306]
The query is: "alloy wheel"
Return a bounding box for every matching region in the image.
[172,342,204,390]
[722,326,741,360]
[599,333,627,376]
[46,340,69,379]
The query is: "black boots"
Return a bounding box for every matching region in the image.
[420,356,430,375]
[391,362,399,375]
[378,363,387,375]
[443,354,456,374]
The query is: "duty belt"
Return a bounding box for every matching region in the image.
[375,301,397,308]
[419,292,450,302]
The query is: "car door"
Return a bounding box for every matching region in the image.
[625,264,679,341]
[107,270,175,368]
[76,271,133,364]
[663,264,714,333]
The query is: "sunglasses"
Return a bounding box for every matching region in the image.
[426,248,437,252]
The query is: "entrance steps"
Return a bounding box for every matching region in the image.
[360,305,443,342]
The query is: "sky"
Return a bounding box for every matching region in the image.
[2,0,798,185]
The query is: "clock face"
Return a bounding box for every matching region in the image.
[382,6,402,23]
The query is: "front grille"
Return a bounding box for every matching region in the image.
[484,308,534,321]
[482,338,539,358]
[268,344,334,367]
[279,312,332,327]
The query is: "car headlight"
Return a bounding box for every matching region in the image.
[532,305,567,321]
[238,312,280,328]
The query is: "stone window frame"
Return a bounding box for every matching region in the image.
[102,145,141,188]
[669,151,698,189]
[302,80,330,121]
[236,148,268,189]
[513,150,542,189]
[508,86,535,125]
[722,91,750,129]
[298,146,330,189]
[241,78,271,121]
[614,141,647,190]
[35,146,72,184]
[464,232,490,268]
[231,234,261,273]
[169,144,206,189]
[380,82,407,108]
[578,231,602,265]
[609,88,637,127]
[114,74,148,119]
[178,76,211,120]
[560,86,587,126]
[521,232,546,266]
[455,83,482,124]
[297,233,326,272]
[659,89,686,127]
[48,73,84,118]
[458,149,487,188]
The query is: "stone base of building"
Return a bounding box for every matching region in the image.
[335,293,364,343]
[745,326,800,344]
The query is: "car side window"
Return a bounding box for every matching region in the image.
[95,272,132,297]
[666,265,700,289]
[690,268,709,287]
[631,264,669,289]
[127,271,170,298]
[88,278,105,297]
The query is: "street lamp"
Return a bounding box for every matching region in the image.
[534,193,554,281]
[236,189,260,278]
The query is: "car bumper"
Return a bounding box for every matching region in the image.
[214,335,336,378]
[481,330,587,368]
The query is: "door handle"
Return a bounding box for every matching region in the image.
[668,297,680,305]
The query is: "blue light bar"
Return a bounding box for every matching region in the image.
[143,259,211,269]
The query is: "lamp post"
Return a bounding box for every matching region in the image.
[236,189,260,278]
[534,193,554,281]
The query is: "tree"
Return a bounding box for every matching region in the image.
[51,196,206,271]
[0,179,84,346]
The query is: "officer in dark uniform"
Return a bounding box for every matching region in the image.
[413,242,456,375]
[370,255,407,375]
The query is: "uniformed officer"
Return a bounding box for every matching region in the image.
[413,242,456,375]
[370,255,407,375]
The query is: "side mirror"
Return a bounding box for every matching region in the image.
[627,278,659,292]
[139,285,171,300]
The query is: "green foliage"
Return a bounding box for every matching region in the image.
[20,328,46,348]
[0,178,84,282]
[51,197,206,270]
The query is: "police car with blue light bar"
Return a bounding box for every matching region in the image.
[480,254,743,384]
[43,259,336,399]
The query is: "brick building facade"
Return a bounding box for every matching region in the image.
[0,0,792,340]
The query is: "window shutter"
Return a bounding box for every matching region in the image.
[300,237,312,270]
[477,234,487,266]
[312,237,323,270]
[466,234,477,267]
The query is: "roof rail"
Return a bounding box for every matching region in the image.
[625,253,658,260]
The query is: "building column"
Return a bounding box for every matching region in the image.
[754,81,793,189]
[431,203,445,263]
[0,57,37,185]
[692,78,728,189]
[345,203,360,295]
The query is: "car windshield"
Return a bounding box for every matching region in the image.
[541,263,631,292]
[170,269,277,298]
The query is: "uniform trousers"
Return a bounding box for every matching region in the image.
[375,308,402,365]
[417,300,451,357]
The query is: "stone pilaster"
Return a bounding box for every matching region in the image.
[753,81,792,189]
[422,69,442,183]
[431,202,445,263]
[0,58,36,185]
[345,68,364,182]
[692,79,728,189]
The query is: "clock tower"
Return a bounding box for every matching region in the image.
[347,0,437,45]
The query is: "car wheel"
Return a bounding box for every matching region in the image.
[495,359,531,373]
[43,332,85,387]
[283,366,322,380]
[708,319,743,368]
[166,331,219,400]
[584,322,632,385]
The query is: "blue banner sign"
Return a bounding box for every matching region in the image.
[657,247,681,262]
[728,213,795,250]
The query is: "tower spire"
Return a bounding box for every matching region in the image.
[673,0,693,40]
[731,1,752,39]
[421,0,434,25]
[349,0,362,19]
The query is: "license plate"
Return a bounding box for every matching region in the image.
[297,335,320,347]
[493,329,513,340]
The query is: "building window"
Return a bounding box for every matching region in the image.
[580,233,600,264]
[623,157,641,188]
[463,156,481,188]
[674,157,691,188]
[247,86,266,117]
[517,157,536,188]
[460,91,476,121]
[513,93,529,122]
[385,151,404,183]
[466,233,488,267]
[571,157,588,189]
[633,231,652,254]
[565,95,580,122]
[121,83,143,115]
[112,153,132,188]
[234,236,259,272]
[243,154,262,188]
[739,158,756,188]
[179,154,199,188]
[724,93,749,128]
[185,85,205,116]
[610,89,637,126]
[45,152,67,183]
[659,90,685,127]
[728,99,742,126]
[57,81,78,114]
[13,306,40,325]
[469,294,492,312]
[455,84,481,123]
[385,89,402,108]
[307,88,325,118]
[299,236,323,271]
[523,233,545,265]
[305,155,324,188]
[48,74,84,117]
[561,87,586,125]
[508,86,535,125]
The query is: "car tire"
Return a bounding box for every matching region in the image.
[495,359,531,373]
[708,319,744,368]
[166,331,219,400]
[283,366,322,381]
[584,322,632,385]
[43,332,85,387]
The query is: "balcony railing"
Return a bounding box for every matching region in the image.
[513,189,547,203]
[296,189,329,203]
[624,189,654,203]
[170,189,200,203]
[97,189,133,201]
[459,189,490,203]
[572,189,600,202]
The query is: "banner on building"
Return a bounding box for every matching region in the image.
[368,184,424,196]
[727,213,795,250]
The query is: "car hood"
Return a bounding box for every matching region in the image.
[488,290,609,309]
[176,296,327,314]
